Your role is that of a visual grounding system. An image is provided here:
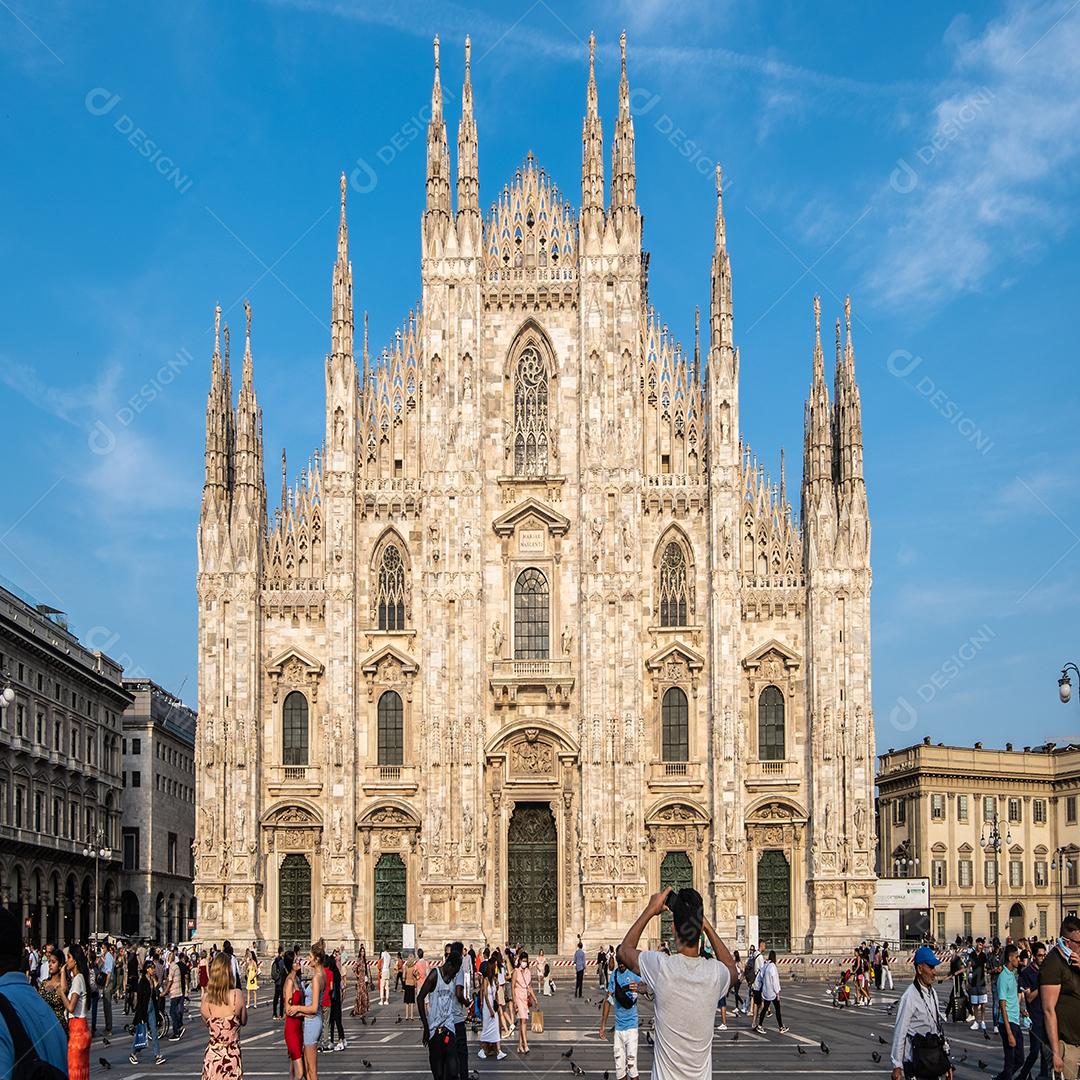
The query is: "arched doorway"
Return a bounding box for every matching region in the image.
[278,854,312,950]
[507,803,557,952]
[1009,902,1025,942]
[658,852,693,946]
[47,873,60,944]
[757,850,791,952]
[121,891,140,937]
[373,853,407,952]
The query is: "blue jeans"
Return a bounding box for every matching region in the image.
[999,1021,1023,1080]
[169,996,184,1034]
[133,1005,161,1060]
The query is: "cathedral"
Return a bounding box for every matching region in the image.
[194,33,877,955]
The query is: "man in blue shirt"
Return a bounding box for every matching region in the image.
[573,941,586,998]
[998,943,1023,1080]
[0,909,67,1077]
[1017,943,1048,1080]
[599,956,640,1080]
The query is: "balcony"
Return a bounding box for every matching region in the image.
[647,760,704,792]
[267,765,323,795]
[744,759,800,790]
[490,658,574,707]
[362,764,418,796]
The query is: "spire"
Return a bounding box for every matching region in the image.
[233,301,264,512]
[281,447,287,512]
[581,31,604,222]
[425,35,451,219]
[203,303,231,501]
[610,30,637,215]
[456,35,479,216]
[331,173,354,359]
[693,305,701,369]
[242,298,254,389]
[802,295,834,505]
[709,165,733,366]
[834,295,864,491]
[362,310,369,379]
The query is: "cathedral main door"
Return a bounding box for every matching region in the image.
[659,851,693,946]
[374,853,406,951]
[507,803,557,952]
[756,850,791,952]
[278,854,312,948]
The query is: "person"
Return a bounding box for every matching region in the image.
[286,941,325,1080]
[376,944,390,1006]
[166,947,186,1041]
[126,943,141,1014]
[316,948,333,1052]
[998,943,1024,1080]
[395,952,405,993]
[404,951,420,1021]
[326,950,345,1051]
[749,940,766,1026]
[574,940,586,998]
[754,949,788,1033]
[511,948,534,1055]
[200,953,247,1080]
[537,949,551,996]
[282,952,304,1080]
[1016,941,1049,1080]
[598,946,609,989]
[130,958,166,1066]
[417,942,465,1080]
[726,949,744,1017]
[37,946,67,1035]
[599,952,640,1080]
[271,947,286,1020]
[969,938,990,1032]
[883,943,895,991]
[477,958,507,1061]
[199,951,210,993]
[616,886,735,1080]
[98,942,115,1037]
[56,943,91,1080]
[1040,915,1080,1080]
[0,909,67,1077]
[222,941,241,990]
[245,950,259,1009]
[889,946,952,1080]
[351,945,371,1017]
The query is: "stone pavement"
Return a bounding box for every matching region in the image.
[95,977,1007,1078]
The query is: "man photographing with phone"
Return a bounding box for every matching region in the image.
[617,886,737,1080]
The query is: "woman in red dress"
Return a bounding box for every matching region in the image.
[281,951,304,1079]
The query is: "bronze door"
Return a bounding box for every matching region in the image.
[279,853,312,949]
[659,851,693,946]
[374,853,407,951]
[507,803,558,952]
[756,849,791,952]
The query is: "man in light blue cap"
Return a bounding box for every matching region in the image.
[890,947,954,1080]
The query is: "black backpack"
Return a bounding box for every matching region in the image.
[0,992,67,1080]
[743,954,756,984]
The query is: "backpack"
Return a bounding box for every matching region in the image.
[271,956,285,983]
[743,954,756,984]
[0,993,67,1080]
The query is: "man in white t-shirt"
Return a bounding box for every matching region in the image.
[617,887,736,1080]
[379,946,392,1005]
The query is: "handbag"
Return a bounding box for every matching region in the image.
[909,986,951,1078]
[132,1022,149,1052]
[530,1007,544,1033]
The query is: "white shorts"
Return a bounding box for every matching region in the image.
[614,1027,639,1079]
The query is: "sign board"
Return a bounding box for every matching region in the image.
[873,908,901,945]
[875,877,930,909]
[402,923,416,951]
[518,529,546,554]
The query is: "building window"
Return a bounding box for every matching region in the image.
[123,828,140,871]
[1033,799,1047,824]
[15,703,25,737]
[931,793,945,820]
[513,568,549,659]
[893,798,907,826]
[983,796,996,823]
[1035,860,1048,887]
[53,720,61,751]
[33,792,42,832]
[1008,798,1021,824]
[959,859,974,887]
[936,910,946,941]
[69,803,76,839]
[1067,796,1077,825]
[1067,859,1078,888]
[167,832,177,874]
[984,859,997,887]
[282,691,309,767]
[757,686,785,761]
[963,910,973,938]
[990,909,999,940]
[53,797,61,834]
[657,541,689,627]
[661,686,689,763]
[131,771,140,788]
[35,711,44,744]
[1009,860,1023,888]
[1040,910,1048,938]
[377,690,404,766]
[932,859,947,887]
[512,344,549,477]
[376,544,407,631]
[957,794,969,822]
[14,788,23,828]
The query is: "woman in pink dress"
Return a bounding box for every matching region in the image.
[510,950,534,1055]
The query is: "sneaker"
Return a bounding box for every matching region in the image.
[779,1026,790,1034]
[497,1051,507,1060]
[155,1056,166,1066]
[129,1055,139,1065]
[719,1023,728,1030]
[477,1050,487,1059]
[970,1021,980,1030]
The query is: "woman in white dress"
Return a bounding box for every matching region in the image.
[477,960,507,1061]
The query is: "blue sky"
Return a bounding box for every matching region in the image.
[2,0,1079,752]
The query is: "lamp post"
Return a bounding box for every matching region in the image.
[82,825,110,939]
[0,670,15,715]
[1058,662,1080,704]
[980,806,1011,943]
[1052,845,1076,930]
[894,855,920,878]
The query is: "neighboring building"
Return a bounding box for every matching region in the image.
[0,580,131,944]
[194,34,877,953]
[120,678,197,943]
[877,739,1080,943]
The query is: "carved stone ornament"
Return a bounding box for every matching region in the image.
[509,737,554,776]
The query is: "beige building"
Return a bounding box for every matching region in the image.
[194,34,877,954]
[876,739,1080,943]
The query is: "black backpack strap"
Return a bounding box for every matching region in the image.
[0,990,39,1069]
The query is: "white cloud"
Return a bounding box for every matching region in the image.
[868,0,1080,308]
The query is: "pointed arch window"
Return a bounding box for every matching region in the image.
[376,543,407,630]
[513,345,549,477]
[658,541,689,627]
[514,568,549,659]
[282,691,309,767]
[377,690,404,766]
[758,685,785,761]
[661,687,689,762]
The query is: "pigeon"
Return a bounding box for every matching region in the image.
[797,1045,807,1056]
[99,1058,112,1070]
[820,1041,831,1055]
[872,1052,882,1063]
[571,1064,586,1077]
[984,1030,992,1041]
[362,1060,373,1069]
[396,1015,403,1024]
[978,1061,989,1071]
[604,1073,610,1080]
[957,1051,968,1064]
[360,1015,367,1025]
[732,1032,740,1042]
[879,1035,887,1045]
[102,1038,110,1047]
[886,1002,896,1015]
[370,1016,377,1026]
[645,1030,654,1045]
[562,1048,575,1058]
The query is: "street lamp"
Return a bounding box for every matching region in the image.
[1052,845,1077,930]
[0,670,15,713]
[82,825,111,940]
[980,807,1012,943]
[1058,662,1080,704]
[894,855,920,878]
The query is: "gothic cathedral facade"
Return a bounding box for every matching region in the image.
[194,34,877,954]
